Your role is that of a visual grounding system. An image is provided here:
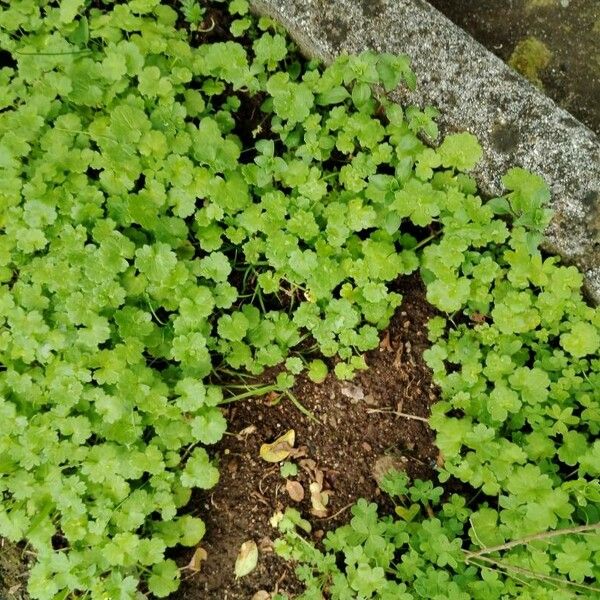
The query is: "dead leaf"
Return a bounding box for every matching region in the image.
[471,312,487,324]
[288,444,308,460]
[380,330,392,352]
[238,425,257,438]
[187,547,208,572]
[234,540,258,578]
[340,383,364,402]
[309,481,329,517]
[252,592,271,600]
[270,511,284,528]
[299,458,316,472]
[259,429,295,463]
[285,480,305,502]
[265,391,280,405]
[258,536,274,553]
[436,451,445,468]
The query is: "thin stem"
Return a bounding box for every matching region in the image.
[467,554,600,594]
[465,523,600,558]
[14,48,92,56]
[366,407,429,423]
[220,385,280,403]
[284,390,320,424]
[412,231,441,251]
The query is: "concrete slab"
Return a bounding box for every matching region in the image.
[251,0,600,303]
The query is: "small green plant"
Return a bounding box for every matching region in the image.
[0,0,598,598]
[275,471,600,599]
[180,0,205,26]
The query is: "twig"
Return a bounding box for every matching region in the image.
[465,523,600,558]
[316,502,353,521]
[366,408,429,423]
[467,554,600,594]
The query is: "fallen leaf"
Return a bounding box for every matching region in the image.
[285,480,305,502]
[340,383,364,402]
[436,451,445,468]
[269,511,284,528]
[471,312,487,324]
[252,592,271,600]
[238,425,257,438]
[187,547,207,572]
[235,540,258,578]
[258,536,274,553]
[260,429,295,463]
[314,467,324,487]
[299,458,316,472]
[309,481,329,517]
[380,330,393,352]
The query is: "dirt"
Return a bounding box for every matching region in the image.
[172,275,440,599]
[429,0,600,134]
[0,540,31,600]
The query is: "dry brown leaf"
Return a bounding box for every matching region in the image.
[252,591,271,600]
[309,481,329,517]
[234,540,258,578]
[436,451,445,468]
[300,458,316,472]
[259,429,295,463]
[259,536,274,553]
[285,480,305,502]
[380,330,393,352]
[314,468,324,487]
[340,383,364,402]
[237,425,257,438]
[187,547,208,572]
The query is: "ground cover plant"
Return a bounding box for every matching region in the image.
[0,0,598,599]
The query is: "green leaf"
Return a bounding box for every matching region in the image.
[560,321,599,357]
[191,408,227,445]
[280,462,298,478]
[307,359,328,383]
[218,312,249,342]
[147,560,180,598]
[437,132,482,172]
[181,448,219,489]
[554,540,594,583]
[253,33,287,69]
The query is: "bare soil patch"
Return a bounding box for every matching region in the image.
[173,275,440,599]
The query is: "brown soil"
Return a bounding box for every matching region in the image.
[0,540,30,600]
[172,275,439,599]
[429,0,600,134]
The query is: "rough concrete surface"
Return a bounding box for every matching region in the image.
[251,0,600,303]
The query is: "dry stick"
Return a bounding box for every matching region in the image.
[316,502,354,521]
[468,554,600,595]
[465,522,600,559]
[366,407,429,423]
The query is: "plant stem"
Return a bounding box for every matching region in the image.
[467,554,600,594]
[465,522,600,558]
[284,390,320,424]
[366,407,429,423]
[220,385,280,403]
[413,231,441,251]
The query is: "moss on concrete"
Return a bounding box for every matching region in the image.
[509,36,552,88]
